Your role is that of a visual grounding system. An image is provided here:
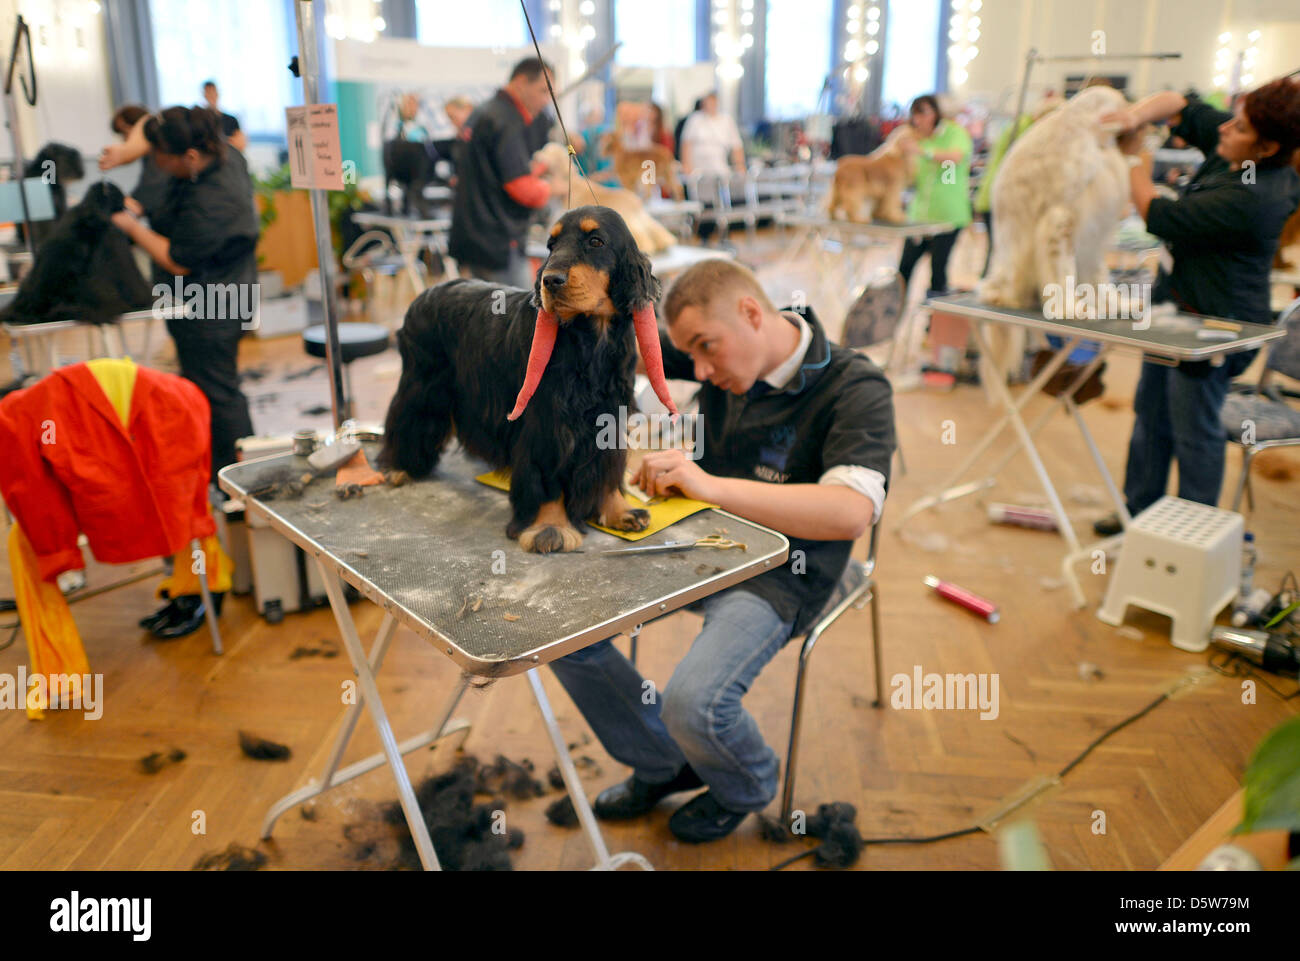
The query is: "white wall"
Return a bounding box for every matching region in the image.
[0,0,113,200]
[957,0,1300,112]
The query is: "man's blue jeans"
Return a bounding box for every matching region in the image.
[548,586,795,813]
[1123,358,1233,515]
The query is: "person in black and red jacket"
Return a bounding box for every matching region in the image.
[1093,78,1300,536]
[449,58,555,288]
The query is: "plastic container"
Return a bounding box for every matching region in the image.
[1240,532,1257,599]
[988,503,1058,531]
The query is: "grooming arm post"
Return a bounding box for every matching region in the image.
[293,0,346,428]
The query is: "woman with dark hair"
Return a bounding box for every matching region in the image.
[101,105,259,481]
[896,93,972,296]
[1093,76,1300,535]
[109,104,170,220]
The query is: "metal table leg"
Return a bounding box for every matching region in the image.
[306,561,470,870]
[969,322,1086,606]
[525,668,652,871]
[898,335,1082,524]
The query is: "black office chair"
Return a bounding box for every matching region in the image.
[302,322,390,420]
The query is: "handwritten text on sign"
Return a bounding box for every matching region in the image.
[285,104,344,191]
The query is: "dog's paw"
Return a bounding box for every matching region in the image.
[602,507,650,532]
[519,523,584,554]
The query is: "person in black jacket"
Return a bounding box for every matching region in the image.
[1095,77,1300,535]
[106,106,260,479]
[448,58,555,287]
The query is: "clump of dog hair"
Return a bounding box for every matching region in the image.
[192,842,268,871]
[239,731,291,761]
[346,754,527,870]
[138,747,186,774]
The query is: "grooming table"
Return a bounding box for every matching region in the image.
[350,212,452,292]
[898,292,1285,608]
[217,445,789,871]
[3,305,180,377]
[777,213,954,361]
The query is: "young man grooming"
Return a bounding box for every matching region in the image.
[548,259,896,842]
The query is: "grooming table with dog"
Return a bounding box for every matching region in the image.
[217,443,788,871]
[898,291,1285,608]
[777,212,955,358]
[350,211,452,292]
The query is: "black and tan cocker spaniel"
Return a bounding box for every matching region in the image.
[378,205,679,553]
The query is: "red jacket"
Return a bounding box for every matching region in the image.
[0,363,215,582]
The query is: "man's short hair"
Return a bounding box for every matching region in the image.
[202,80,217,90]
[663,259,778,324]
[510,57,553,82]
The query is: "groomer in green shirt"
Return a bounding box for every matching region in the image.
[898,94,972,295]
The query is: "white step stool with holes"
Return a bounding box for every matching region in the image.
[1097,496,1243,652]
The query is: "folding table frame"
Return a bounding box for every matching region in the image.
[898,293,1285,608]
[219,447,789,871]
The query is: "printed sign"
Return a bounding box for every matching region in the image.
[286,103,344,190]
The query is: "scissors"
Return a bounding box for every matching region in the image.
[601,534,745,555]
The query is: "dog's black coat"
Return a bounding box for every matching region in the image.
[382,139,437,219]
[20,142,85,248]
[379,205,659,546]
[1,181,154,326]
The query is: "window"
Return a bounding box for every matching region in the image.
[149,0,298,139]
[416,0,527,47]
[765,0,834,119]
[615,0,697,67]
[881,0,940,112]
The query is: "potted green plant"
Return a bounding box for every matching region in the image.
[1235,714,1300,869]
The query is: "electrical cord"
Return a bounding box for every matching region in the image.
[771,690,1177,868]
[775,575,1300,865]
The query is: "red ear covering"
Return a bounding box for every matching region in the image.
[506,308,559,421]
[632,304,679,417]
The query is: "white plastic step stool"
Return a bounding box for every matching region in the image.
[1097,496,1243,652]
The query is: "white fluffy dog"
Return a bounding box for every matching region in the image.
[978,86,1132,391]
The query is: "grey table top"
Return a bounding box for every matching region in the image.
[780,212,954,238]
[351,212,451,233]
[926,292,1285,361]
[218,445,789,677]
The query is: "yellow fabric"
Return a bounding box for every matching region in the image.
[85,357,138,427]
[476,469,715,541]
[157,534,234,597]
[8,524,89,720]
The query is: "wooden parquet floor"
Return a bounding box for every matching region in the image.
[1,228,1296,870]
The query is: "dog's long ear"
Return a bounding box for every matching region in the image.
[610,246,660,316]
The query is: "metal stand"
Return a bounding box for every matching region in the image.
[3,14,36,258]
[1005,49,1183,152]
[293,0,347,429]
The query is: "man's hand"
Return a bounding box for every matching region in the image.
[123,196,144,216]
[636,449,718,502]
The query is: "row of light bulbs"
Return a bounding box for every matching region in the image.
[323,0,385,42]
[712,0,754,81]
[841,3,881,87]
[1213,29,1260,90]
[947,0,982,87]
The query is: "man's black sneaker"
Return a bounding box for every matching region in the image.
[591,765,704,821]
[668,790,748,843]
